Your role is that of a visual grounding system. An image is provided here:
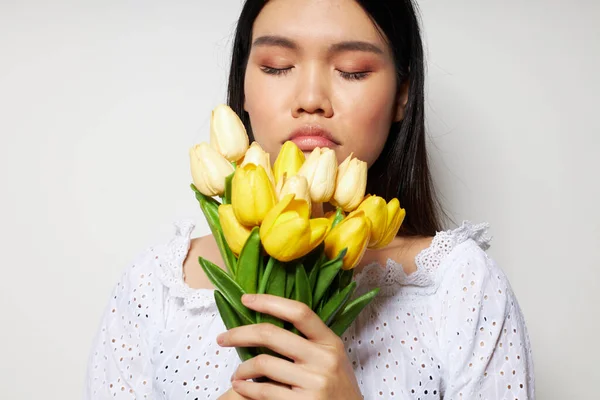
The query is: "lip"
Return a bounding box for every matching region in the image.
[288,125,339,151]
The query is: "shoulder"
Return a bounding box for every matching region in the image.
[182,231,226,289]
[107,219,199,297]
[437,235,511,302]
[422,220,497,290]
[434,232,528,338]
[430,229,535,396]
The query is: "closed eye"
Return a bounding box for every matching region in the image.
[260,66,293,76]
[338,70,370,81]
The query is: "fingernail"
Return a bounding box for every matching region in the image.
[216,333,225,345]
[242,294,256,303]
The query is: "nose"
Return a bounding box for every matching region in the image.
[291,65,334,118]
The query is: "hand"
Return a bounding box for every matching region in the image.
[218,388,251,400]
[216,293,363,400]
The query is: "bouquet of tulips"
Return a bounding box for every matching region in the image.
[189,104,406,363]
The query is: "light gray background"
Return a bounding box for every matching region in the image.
[1,0,598,398]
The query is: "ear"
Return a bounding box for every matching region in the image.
[393,78,410,122]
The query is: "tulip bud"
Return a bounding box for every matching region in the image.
[218,204,253,255]
[189,142,235,197]
[357,196,406,249]
[332,153,367,212]
[240,142,275,185]
[273,141,305,184]
[232,163,277,226]
[297,147,337,203]
[324,210,371,270]
[210,104,249,162]
[260,194,330,261]
[356,195,388,247]
[373,198,406,249]
[277,174,311,209]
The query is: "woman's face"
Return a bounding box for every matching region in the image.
[243,0,407,166]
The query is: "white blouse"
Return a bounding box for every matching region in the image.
[84,220,535,399]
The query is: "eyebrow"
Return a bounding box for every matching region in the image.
[252,35,384,55]
[252,35,298,50]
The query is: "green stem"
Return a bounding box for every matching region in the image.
[258,257,276,295]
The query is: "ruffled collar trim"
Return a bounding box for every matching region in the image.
[153,219,218,311]
[154,219,492,309]
[352,221,492,298]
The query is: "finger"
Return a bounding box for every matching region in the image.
[223,387,253,400]
[241,294,335,344]
[232,379,299,400]
[232,354,311,387]
[218,322,318,362]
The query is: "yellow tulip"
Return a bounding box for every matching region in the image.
[332,153,367,212]
[276,174,311,210]
[218,204,253,255]
[241,142,275,185]
[210,104,249,162]
[189,142,235,197]
[357,196,406,249]
[324,210,371,270]
[260,194,330,261]
[374,198,406,249]
[231,163,277,226]
[273,141,305,184]
[297,147,337,203]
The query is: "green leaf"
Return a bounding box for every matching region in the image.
[318,281,357,326]
[316,297,324,315]
[312,248,347,307]
[294,263,312,309]
[235,227,261,294]
[302,242,324,273]
[214,291,255,362]
[330,207,344,229]
[191,184,237,276]
[285,264,295,299]
[329,288,380,337]
[258,251,265,288]
[258,258,286,329]
[222,171,235,205]
[266,259,287,297]
[258,257,276,295]
[338,268,354,289]
[198,257,255,325]
[308,252,327,295]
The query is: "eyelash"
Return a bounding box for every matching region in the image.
[260,66,370,81]
[338,70,370,81]
[260,66,292,76]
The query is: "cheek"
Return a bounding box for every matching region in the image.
[336,78,397,166]
[244,68,290,157]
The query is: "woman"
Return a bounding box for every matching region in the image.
[85,0,535,399]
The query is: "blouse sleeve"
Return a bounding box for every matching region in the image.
[437,244,535,399]
[84,248,164,399]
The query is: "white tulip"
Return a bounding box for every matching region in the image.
[277,174,311,209]
[240,142,275,185]
[297,147,337,203]
[332,153,367,212]
[189,142,235,196]
[210,104,249,162]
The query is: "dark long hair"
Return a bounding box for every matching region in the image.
[227,0,449,237]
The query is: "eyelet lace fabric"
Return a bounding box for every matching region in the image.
[84,219,535,399]
[353,221,493,298]
[154,218,217,311]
